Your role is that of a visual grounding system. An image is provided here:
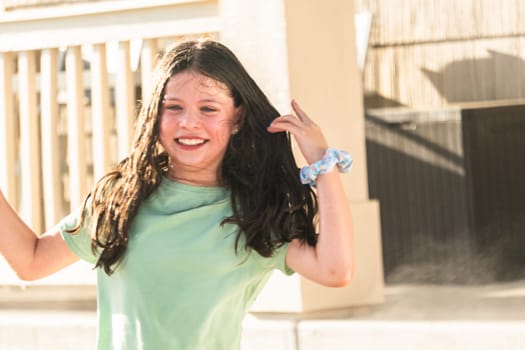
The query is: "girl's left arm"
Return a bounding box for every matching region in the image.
[267,100,354,287]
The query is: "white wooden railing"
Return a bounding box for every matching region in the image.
[0,0,220,234]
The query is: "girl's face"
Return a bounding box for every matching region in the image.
[159,70,239,186]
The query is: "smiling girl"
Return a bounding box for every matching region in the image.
[0,39,354,350]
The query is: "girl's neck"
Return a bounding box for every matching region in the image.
[165,170,221,187]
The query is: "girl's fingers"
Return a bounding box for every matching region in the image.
[267,118,302,134]
[272,99,314,126]
[291,99,313,123]
[267,101,329,163]
[268,114,302,131]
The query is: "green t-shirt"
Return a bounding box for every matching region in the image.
[58,178,292,350]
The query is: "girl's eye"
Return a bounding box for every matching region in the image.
[201,106,218,113]
[166,105,183,111]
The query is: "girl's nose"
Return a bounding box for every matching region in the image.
[178,110,200,128]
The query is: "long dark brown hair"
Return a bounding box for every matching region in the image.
[72,40,318,275]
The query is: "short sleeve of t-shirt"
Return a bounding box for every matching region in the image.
[258,243,294,276]
[56,203,98,265]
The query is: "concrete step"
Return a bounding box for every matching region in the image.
[0,310,96,350]
[297,320,525,350]
[0,311,523,350]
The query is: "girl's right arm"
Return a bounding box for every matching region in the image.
[0,190,79,281]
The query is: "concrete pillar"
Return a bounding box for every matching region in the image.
[220,0,384,312]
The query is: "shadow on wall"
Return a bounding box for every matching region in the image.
[364,91,406,109]
[421,50,525,104]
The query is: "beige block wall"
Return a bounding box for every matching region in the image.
[281,0,384,311]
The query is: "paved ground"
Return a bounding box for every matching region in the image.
[247,281,525,349]
[1,281,524,349]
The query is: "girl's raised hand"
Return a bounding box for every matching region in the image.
[267,99,329,164]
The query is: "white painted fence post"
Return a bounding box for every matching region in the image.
[115,41,135,160]
[40,48,62,229]
[65,46,88,211]
[0,52,17,209]
[18,50,43,233]
[140,38,159,103]
[90,43,112,181]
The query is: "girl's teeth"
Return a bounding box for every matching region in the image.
[178,138,205,146]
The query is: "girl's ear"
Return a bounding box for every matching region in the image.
[232,106,245,134]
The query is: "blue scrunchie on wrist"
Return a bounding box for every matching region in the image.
[300,148,353,186]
